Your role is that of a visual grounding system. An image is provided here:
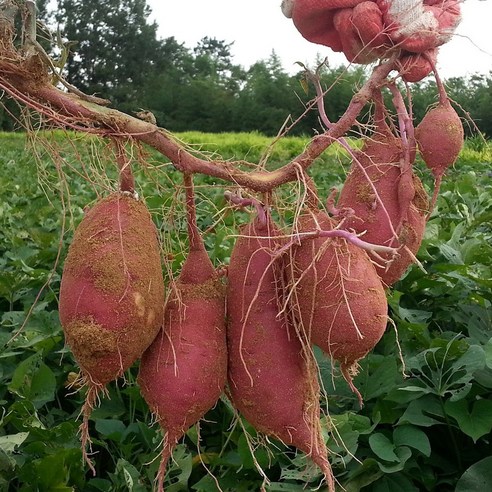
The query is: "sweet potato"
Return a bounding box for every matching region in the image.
[227,213,334,491]
[337,100,428,286]
[415,100,464,179]
[288,209,387,406]
[138,177,227,491]
[59,192,164,469]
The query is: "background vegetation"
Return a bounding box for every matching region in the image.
[0,130,491,491]
[1,0,492,137]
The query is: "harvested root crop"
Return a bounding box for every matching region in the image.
[288,208,388,406]
[138,176,227,492]
[59,192,164,471]
[337,96,429,286]
[226,208,335,492]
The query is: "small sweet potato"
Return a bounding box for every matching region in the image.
[415,100,464,179]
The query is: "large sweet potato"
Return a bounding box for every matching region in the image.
[227,213,334,491]
[59,192,164,468]
[288,209,388,405]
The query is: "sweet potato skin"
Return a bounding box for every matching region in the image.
[415,102,464,177]
[137,246,227,442]
[337,125,428,286]
[59,193,164,385]
[289,210,387,368]
[226,216,326,460]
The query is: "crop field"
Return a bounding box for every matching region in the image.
[0,131,491,491]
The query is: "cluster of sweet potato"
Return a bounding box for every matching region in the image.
[282,0,461,81]
[58,83,463,490]
[57,3,465,489]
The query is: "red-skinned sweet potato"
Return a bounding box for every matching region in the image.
[138,178,227,491]
[59,192,164,469]
[288,209,388,405]
[415,100,464,179]
[227,212,335,491]
[337,99,429,286]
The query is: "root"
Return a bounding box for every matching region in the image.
[427,174,443,220]
[155,433,175,492]
[340,363,364,409]
[312,454,336,492]
[388,317,408,377]
[79,383,104,475]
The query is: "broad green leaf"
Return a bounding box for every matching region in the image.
[398,395,445,427]
[342,470,384,492]
[445,399,492,442]
[0,432,29,454]
[376,447,412,473]
[456,457,492,492]
[8,354,56,408]
[114,459,146,492]
[393,426,431,457]
[95,419,126,442]
[438,244,463,265]
[453,344,486,376]
[397,307,432,324]
[237,433,255,470]
[339,458,383,492]
[369,433,398,462]
[165,444,193,491]
[360,357,399,401]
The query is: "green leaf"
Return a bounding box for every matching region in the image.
[237,433,255,470]
[87,478,112,491]
[8,354,56,408]
[398,395,445,427]
[113,459,147,492]
[341,458,383,491]
[396,307,432,324]
[165,444,192,491]
[376,447,412,473]
[445,399,492,442]
[393,426,431,457]
[455,457,492,492]
[359,357,400,401]
[369,433,398,462]
[0,432,29,454]
[452,344,486,379]
[484,339,492,369]
[373,473,419,492]
[95,419,126,442]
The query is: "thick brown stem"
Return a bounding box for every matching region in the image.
[113,138,135,193]
[0,52,396,192]
[183,173,203,251]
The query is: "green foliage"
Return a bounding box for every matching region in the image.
[0,132,491,491]
[55,0,169,114]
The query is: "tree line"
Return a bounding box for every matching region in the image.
[1,0,491,138]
